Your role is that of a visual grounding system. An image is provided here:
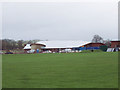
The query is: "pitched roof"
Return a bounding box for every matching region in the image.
[36,40,90,48]
[31,43,46,47]
[84,42,105,46]
[23,44,31,49]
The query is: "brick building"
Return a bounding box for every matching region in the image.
[83,43,105,47]
[110,41,120,48]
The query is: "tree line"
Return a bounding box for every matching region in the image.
[0,39,40,50]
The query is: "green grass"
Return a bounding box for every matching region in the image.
[2,52,118,88]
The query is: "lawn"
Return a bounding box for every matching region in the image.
[2,52,118,88]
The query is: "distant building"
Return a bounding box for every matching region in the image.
[23,41,109,53]
[106,41,120,52]
[36,40,90,53]
[23,43,46,53]
[110,41,120,48]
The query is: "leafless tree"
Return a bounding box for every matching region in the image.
[92,35,104,43]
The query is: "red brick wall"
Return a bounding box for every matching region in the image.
[111,41,120,48]
[84,43,105,47]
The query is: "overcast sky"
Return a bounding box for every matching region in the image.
[2,2,118,41]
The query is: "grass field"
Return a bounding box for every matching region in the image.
[2,52,118,88]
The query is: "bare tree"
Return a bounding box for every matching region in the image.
[17,40,24,50]
[92,35,104,43]
[1,39,41,50]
